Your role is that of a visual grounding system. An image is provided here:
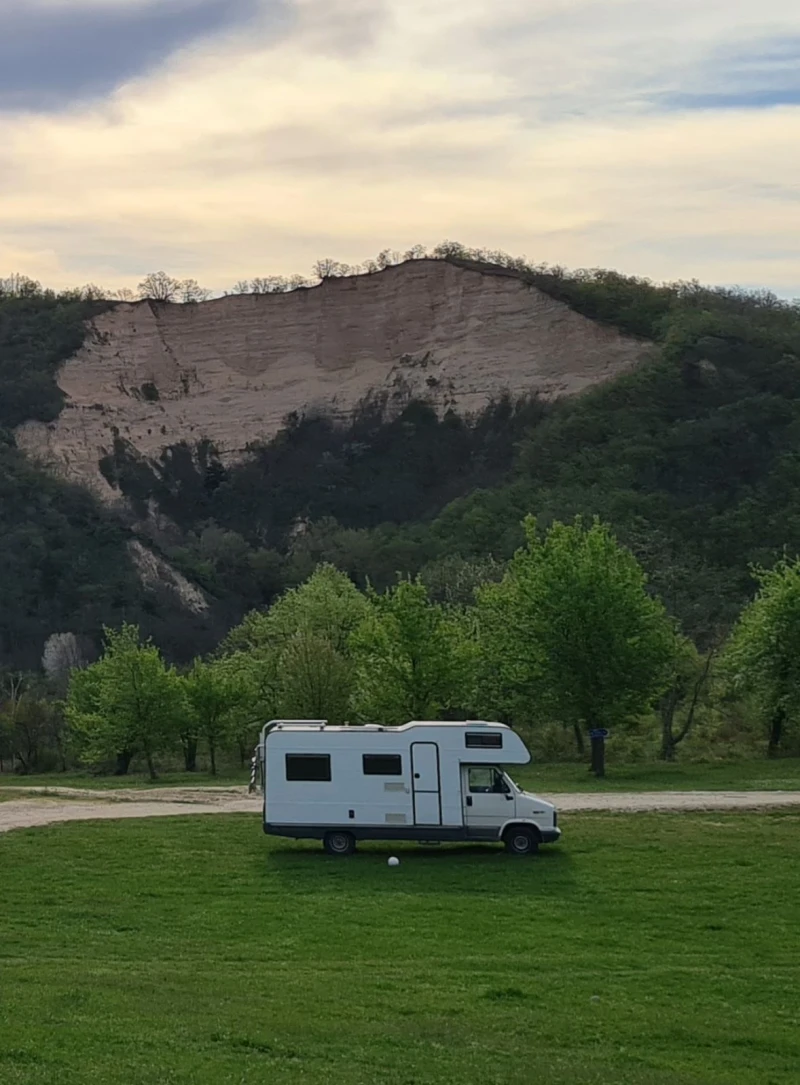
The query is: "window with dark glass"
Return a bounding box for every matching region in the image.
[465,732,503,749]
[285,754,331,781]
[468,767,509,794]
[362,754,402,776]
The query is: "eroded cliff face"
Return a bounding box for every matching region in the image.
[15,260,652,499]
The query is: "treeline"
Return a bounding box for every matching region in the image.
[3,518,799,778]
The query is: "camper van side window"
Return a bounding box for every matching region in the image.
[285,754,331,782]
[362,754,402,776]
[465,732,503,749]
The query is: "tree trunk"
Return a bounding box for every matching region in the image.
[768,707,785,758]
[114,749,133,776]
[55,730,68,773]
[183,736,198,773]
[210,740,217,777]
[237,739,246,767]
[572,723,585,756]
[145,749,157,781]
[590,733,606,778]
[660,689,680,762]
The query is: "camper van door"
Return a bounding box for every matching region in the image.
[410,741,442,825]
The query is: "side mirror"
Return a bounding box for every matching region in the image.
[505,792,513,800]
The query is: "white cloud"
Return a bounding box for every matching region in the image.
[1,0,799,294]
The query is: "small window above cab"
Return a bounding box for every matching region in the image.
[465,732,503,749]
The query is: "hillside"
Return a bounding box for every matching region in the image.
[2,249,800,668]
[14,259,649,499]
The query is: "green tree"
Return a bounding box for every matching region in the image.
[350,578,477,723]
[182,659,247,775]
[221,564,369,725]
[723,557,800,756]
[223,563,369,655]
[658,637,716,761]
[478,516,676,771]
[66,624,185,779]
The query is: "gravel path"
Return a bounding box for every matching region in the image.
[2,786,800,834]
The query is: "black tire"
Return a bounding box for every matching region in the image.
[504,826,539,856]
[323,831,356,856]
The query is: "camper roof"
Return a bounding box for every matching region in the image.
[269,719,507,733]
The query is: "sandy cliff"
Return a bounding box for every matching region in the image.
[15,260,652,498]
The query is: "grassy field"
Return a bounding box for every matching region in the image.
[0,769,251,790]
[1,812,798,1084]
[513,757,800,792]
[3,757,800,793]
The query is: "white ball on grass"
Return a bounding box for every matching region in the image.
[388,856,400,867]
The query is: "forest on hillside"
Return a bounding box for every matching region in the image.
[1,245,800,694]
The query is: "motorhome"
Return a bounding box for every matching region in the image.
[251,719,561,856]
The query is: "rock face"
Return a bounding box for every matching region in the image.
[16,259,652,499]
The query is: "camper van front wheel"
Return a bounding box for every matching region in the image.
[323,831,356,856]
[504,826,539,856]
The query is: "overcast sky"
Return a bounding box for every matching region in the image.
[2,0,799,295]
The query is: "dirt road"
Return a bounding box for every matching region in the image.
[2,786,800,834]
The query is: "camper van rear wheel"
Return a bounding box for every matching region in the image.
[323,831,356,856]
[504,826,539,856]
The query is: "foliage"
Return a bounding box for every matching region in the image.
[220,564,369,727]
[0,672,65,773]
[478,517,677,758]
[136,272,210,303]
[0,444,155,670]
[278,633,353,723]
[66,624,186,778]
[722,557,800,755]
[350,578,478,723]
[181,658,246,774]
[657,637,716,761]
[0,285,111,429]
[418,553,506,606]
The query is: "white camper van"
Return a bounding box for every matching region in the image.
[252,719,561,856]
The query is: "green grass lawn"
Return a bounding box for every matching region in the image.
[1,812,798,1085]
[3,758,800,794]
[0,769,251,790]
[513,757,800,793]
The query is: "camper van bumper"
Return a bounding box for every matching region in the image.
[263,823,562,845]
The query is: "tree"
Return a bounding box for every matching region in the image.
[215,649,280,763]
[223,564,369,656]
[313,258,352,280]
[66,624,185,779]
[279,633,352,722]
[177,278,210,304]
[137,271,181,302]
[221,564,369,726]
[419,554,505,607]
[0,672,63,774]
[658,637,716,761]
[478,516,676,773]
[42,632,85,697]
[722,558,800,756]
[350,578,477,724]
[182,659,244,774]
[0,273,42,298]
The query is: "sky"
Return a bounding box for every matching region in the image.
[1,0,799,296]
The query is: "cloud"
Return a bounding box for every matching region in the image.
[0,0,268,110]
[1,0,799,296]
